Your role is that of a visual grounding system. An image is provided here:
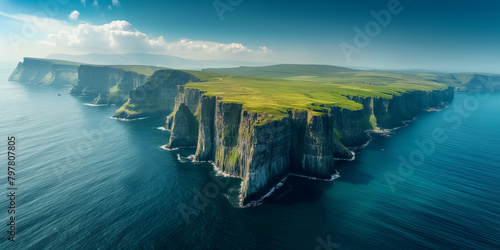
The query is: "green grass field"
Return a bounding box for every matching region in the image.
[183,68,448,119]
[203,64,358,78]
[22,58,452,120]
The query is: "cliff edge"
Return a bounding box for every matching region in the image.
[9,58,79,86]
[114,70,202,119]
[70,65,149,105]
[166,79,455,206]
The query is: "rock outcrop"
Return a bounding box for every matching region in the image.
[114,70,201,119]
[166,86,455,206]
[433,73,500,92]
[70,65,147,105]
[9,58,79,86]
[464,74,500,91]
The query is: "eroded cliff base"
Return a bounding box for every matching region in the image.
[165,86,455,206]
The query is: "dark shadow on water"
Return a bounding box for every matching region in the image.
[334,132,397,186]
[264,175,335,206]
[119,115,167,128]
[335,154,375,185]
[262,147,380,206]
[108,113,379,207]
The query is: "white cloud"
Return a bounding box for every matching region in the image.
[112,0,121,7]
[169,39,251,54]
[68,10,80,20]
[0,12,75,61]
[259,46,273,54]
[93,0,98,7]
[0,14,272,62]
[165,39,272,59]
[41,20,271,60]
[46,21,165,52]
[81,0,86,7]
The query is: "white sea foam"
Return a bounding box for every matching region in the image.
[426,107,443,112]
[161,145,196,151]
[240,174,290,208]
[346,134,374,153]
[369,122,408,136]
[84,103,108,106]
[176,154,195,163]
[334,151,356,161]
[109,116,151,121]
[240,169,342,207]
[157,126,170,131]
[291,170,341,181]
[361,137,373,148]
[211,162,239,178]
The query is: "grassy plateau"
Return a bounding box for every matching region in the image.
[182,66,448,119]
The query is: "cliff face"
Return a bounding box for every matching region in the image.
[166,87,204,147]
[9,58,79,86]
[114,70,201,119]
[465,74,500,91]
[194,95,217,161]
[371,88,455,128]
[433,73,500,92]
[70,65,147,105]
[167,86,455,206]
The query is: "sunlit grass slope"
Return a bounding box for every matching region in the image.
[182,69,447,119]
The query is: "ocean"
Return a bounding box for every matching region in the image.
[0,67,499,249]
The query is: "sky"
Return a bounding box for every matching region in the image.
[0,0,499,72]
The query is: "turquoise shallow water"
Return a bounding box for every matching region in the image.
[0,67,499,249]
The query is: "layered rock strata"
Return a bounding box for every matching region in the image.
[166,86,455,206]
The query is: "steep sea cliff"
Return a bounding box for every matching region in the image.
[6,61,458,205]
[70,65,147,105]
[8,58,79,86]
[8,57,168,106]
[166,86,455,205]
[2,65,499,248]
[114,70,201,119]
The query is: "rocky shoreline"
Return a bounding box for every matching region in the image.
[8,58,458,206]
[165,86,455,206]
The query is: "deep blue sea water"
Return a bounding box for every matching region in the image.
[0,67,499,249]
